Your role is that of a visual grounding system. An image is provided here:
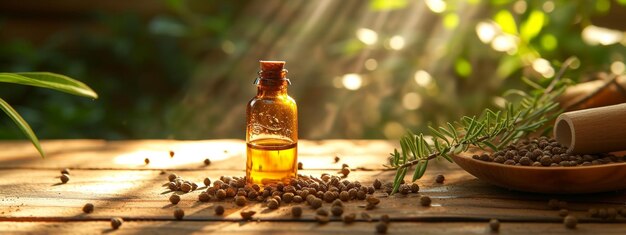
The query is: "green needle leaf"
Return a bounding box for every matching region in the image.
[0,98,45,158]
[0,72,98,99]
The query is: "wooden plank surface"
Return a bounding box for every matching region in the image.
[0,139,625,234]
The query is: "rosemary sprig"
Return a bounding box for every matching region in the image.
[386,63,573,194]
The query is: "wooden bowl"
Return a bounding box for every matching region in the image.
[452,151,626,194]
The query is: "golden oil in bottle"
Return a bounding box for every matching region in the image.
[246,61,298,185]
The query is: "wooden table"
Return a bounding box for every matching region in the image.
[0,139,625,234]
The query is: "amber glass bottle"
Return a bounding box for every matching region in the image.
[246,61,298,185]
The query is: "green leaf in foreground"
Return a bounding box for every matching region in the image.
[0,72,98,99]
[0,72,98,158]
[0,98,45,158]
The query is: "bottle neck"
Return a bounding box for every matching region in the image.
[256,83,288,97]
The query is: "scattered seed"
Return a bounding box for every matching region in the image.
[331,199,344,208]
[298,162,303,170]
[310,198,322,209]
[181,183,192,193]
[169,194,180,204]
[60,174,70,184]
[316,215,329,224]
[420,196,431,206]
[489,219,500,232]
[339,191,350,201]
[366,196,380,206]
[110,217,123,230]
[399,184,410,195]
[61,168,70,175]
[607,208,618,220]
[169,150,175,158]
[292,206,303,217]
[410,183,420,193]
[204,158,211,166]
[268,199,280,209]
[331,206,344,216]
[435,175,445,184]
[82,203,94,213]
[599,208,608,218]
[334,155,340,163]
[341,167,350,177]
[293,195,303,203]
[168,174,178,182]
[214,205,225,215]
[316,208,329,216]
[343,213,356,223]
[564,215,577,229]
[373,179,382,189]
[235,196,247,206]
[559,209,569,217]
[282,192,294,203]
[216,189,226,200]
[203,178,211,187]
[240,210,256,220]
[375,222,388,233]
[144,158,150,165]
[174,208,185,220]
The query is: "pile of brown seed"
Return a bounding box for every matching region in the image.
[473,137,625,167]
[167,173,199,193]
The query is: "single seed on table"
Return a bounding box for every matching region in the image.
[110,217,123,230]
[181,183,192,193]
[191,182,198,191]
[235,196,247,206]
[334,155,340,163]
[60,174,70,184]
[198,192,210,202]
[331,199,344,208]
[61,168,70,175]
[339,191,350,201]
[240,210,256,220]
[169,150,175,158]
[373,179,382,189]
[564,215,577,229]
[267,199,279,209]
[174,208,185,220]
[282,192,294,203]
[315,215,329,224]
[144,158,150,164]
[489,219,499,232]
[380,214,390,223]
[203,177,211,187]
[82,203,94,213]
[435,174,445,183]
[168,174,178,182]
[297,162,303,170]
[420,196,431,206]
[216,189,226,199]
[204,158,211,166]
[169,194,181,205]
[316,208,329,216]
[214,205,225,215]
[375,222,388,233]
[410,183,420,193]
[293,195,303,203]
[559,209,569,217]
[331,206,344,216]
[341,167,350,177]
[292,206,303,217]
[366,196,380,205]
[343,213,356,223]
[159,170,166,175]
[399,184,410,195]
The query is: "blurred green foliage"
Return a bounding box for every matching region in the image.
[0,0,624,140]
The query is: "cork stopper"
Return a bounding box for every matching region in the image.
[260,60,285,72]
[258,60,287,80]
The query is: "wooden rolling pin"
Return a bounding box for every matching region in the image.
[554,103,626,154]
